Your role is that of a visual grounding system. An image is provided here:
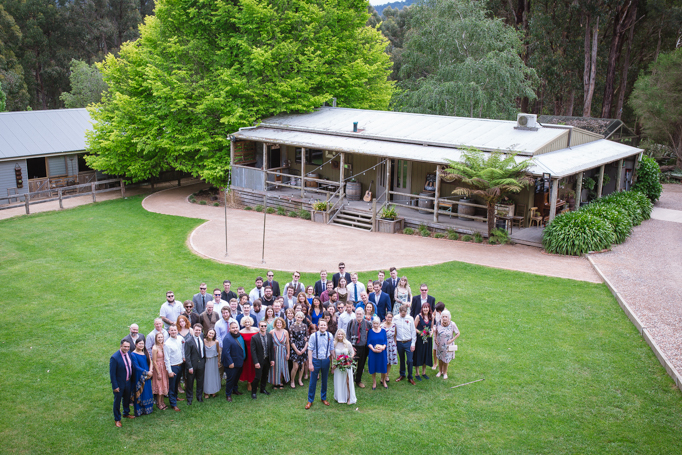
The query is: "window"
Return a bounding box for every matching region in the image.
[396,160,409,188]
[26,158,47,179]
[294,148,323,165]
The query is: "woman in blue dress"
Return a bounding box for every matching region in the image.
[130,338,154,416]
[309,297,325,328]
[366,317,388,390]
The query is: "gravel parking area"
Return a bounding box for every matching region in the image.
[590,185,682,376]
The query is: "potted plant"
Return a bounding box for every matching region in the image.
[311,200,329,223]
[377,204,404,233]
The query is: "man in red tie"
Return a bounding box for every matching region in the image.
[110,339,135,427]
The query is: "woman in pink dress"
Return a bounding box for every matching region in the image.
[151,332,169,410]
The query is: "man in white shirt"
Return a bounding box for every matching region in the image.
[249,277,266,303]
[160,291,184,329]
[337,301,355,334]
[146,318,169,351]
[215,307,238,349]
[394,304,416,385]
[163,324,186,411]
[347,272,365,305]
[210,288,229,314]
[314,270,329,296]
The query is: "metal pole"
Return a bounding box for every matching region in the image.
[224,187,229,257]
[261,195,267,264]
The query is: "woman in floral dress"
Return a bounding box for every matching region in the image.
[381,312,398,381]
[435,310,460,379]
[393,276,412,316]
[289,312,309,388]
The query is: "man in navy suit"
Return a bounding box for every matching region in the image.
[332,262,352,288]
[411,283,436,319]
[382,267,399,309]
[221,321,245,402]
[313,270,329,297]
[109,339,135,427]
[369,280,391,320]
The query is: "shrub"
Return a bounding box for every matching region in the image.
[403,227,415,235]
[489,228,510,245]
[299,209,311,220]
[199,200,207,205]
[244,206,253,211]
[462,234,472,242]
[474,232,483,243]
[418,224,431,237]
[188,195,196,203]
[580,203,632,244]
[595,192,643,226]
[623,190,653,220]
[288,211,298,217]
[543,211,615,256]
[632,155,663,202]
[447,228,459,241]
[434,232,445,239]
[312,200,329,211]
[213,202,220,207]
[380,205,398,220]
[277,206,286,216]
[255,205,263,212]
[266,206,276,214]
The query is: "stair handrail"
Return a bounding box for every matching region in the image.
[326,183,346,224]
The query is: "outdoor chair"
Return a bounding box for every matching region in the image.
[529,207,543,227]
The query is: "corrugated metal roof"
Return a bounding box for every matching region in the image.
[233,127,641,177]
[261,107,581,155]
[0,108,92,161]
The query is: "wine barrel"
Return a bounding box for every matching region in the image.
[458,198,475,220]
[305,173,320,188]
[346,181,362,201]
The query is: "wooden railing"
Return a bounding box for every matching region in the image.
[0,179,125,214]
[387,191,488,222]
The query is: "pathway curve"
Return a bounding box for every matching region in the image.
[590,184,682,377]
[142,183,601,282]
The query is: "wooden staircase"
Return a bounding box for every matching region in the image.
[330,206,373,231]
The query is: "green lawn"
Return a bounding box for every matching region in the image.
[0,195,680,454]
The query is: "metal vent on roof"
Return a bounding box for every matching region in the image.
[515,113,538,131]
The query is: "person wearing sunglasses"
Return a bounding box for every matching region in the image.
[160,291,183,329]
[181,300,201,327]
[192,283,210,315]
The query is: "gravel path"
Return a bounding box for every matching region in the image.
[142,183,602,282]
[590,184,682,376]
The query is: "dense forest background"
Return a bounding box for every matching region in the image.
[1,0,680,131]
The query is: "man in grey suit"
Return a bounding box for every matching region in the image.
[192,283,211,315]
[185,324,206,405]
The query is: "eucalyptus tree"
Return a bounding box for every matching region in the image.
[393,0,537,119]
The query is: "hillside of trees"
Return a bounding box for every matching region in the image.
[372,0,414,16]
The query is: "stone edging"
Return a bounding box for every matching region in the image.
[586,254,682,389]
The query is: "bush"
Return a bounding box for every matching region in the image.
[299,209,311,220]
[632,155,663,202]
[266,206,276,214]
[434,232,445,239]
[623,190,654,220]
[462,235,472,242]
[277,206,286,216]
[489,228,510,245]
[543,211,615,256]
[580,203,632,244]
[403,227,415,235]
[595,192,644,226]
[255,205,263,212]
[188,195,196,203]
[418,224,431,237]
[447,228,459,241]
[199,200,207,205]
[288,211,298,217]
[244,206,253,211]
[213,202,220,207]
[474,232,483,243]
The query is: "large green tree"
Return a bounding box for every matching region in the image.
[393,0,537,119]
[86,0,395,186]
[630,47,682,168]
[0,4,29,110]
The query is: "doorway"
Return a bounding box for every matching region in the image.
[392,159,412,203]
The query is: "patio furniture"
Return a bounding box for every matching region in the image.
[529,207,543,227]
[512,203,526,228]
[437,200,455,218]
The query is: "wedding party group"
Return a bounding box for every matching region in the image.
[109,263,460,426]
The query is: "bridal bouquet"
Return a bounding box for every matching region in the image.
[333,354,357,372]
[419,326,432,342]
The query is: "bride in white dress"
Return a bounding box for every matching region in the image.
[332,329,357,405]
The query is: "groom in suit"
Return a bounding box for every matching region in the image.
[221,321,245,402]
[185,324,206,405]
[410,283,436,318]
[250,320,273,399]
[332,262,352,288]
[109,339,135,427]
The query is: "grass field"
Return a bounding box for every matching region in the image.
[1,195,681,454]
